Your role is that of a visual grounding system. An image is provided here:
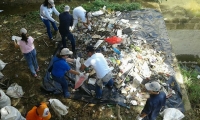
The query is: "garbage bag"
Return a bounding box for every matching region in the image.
[105,36,122,44]
[0,89,11,109]
[6,83,24,98]
[75,73,89,89]
[1,106,25,120]
[0,72,4,79]
[0,60,7,71]
[49,99,69,117]
[160,108,185,120]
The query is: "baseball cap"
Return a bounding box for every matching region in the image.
[145,81,161,92]
[60,48,73,55]
[36,103,51,120]
[48,0,55,7]
[20,28,27,34]
[64,5,70,12]
[86,45,95,52]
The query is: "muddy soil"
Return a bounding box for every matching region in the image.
[0,1,200,120]
[0,9,143,120]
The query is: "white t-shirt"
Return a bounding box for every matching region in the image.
[73,6,86,23]
[40,4,60,22]
[84,53,111,78]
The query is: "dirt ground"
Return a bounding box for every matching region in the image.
[0,11,144,120]
[0,1,200,120]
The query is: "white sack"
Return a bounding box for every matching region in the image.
[0,72,4,79]
[49,99,69,117]
[160,108,185,120]
[92,10,104,16]
[0,90,11,109]
[1,106,25,120]
[6,83,24,98]
[0,59,7,70]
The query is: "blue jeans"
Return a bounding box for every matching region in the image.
[41,18,58,39]
[23,49,38,76]
[61,33,75,52]
[95,78,114,98]
[52,75,69,97]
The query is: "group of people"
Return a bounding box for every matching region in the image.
[40,0,92,53]
[12,0,167,119]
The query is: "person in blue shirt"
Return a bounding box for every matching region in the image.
[136,81,166,120]
[51,48,81,98]
[58,5,75,53]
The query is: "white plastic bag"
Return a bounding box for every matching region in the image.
[6,83,24,98]
[0,72,4,79]
[1,106,25,120]
[0,59,7,71]
[49,99,69,118]
[160,108,185,120]
[0,90,11,109]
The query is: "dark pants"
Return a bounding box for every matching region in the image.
[52,75,69,97]
[61,32,75,52]
[95,78,114,98]
[41,18,58,39]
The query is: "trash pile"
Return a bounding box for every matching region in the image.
[44,8,184,113]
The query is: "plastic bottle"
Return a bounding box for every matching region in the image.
[113,47,121,55]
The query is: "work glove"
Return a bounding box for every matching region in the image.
[48,98,55,104]
[55,21,59,24]
[79,72,84,77]
[136,115,143,120]
[87,25,92,31]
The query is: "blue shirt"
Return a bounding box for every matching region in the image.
[51,57,71,77]
[142,91,166,120]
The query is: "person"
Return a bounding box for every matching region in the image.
[14,28,39,77]
[40,0,60,40]
[59,5,75,52]
[80,45,114,99]
[136,81,166,120]
[51,48,82,98]
[26,102,51,120]
[71,6,92,31]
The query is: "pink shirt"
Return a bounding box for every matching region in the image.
[17,36,35,53]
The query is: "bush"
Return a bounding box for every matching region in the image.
[82,0,141,12]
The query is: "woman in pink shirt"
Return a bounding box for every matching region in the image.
[14,28,39,77]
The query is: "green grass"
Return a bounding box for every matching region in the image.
[180,65,200,105]
[81,0,141,12]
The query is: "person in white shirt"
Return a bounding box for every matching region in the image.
[71,6,92,31]
[40,0,60,40]
[80,45,114,99]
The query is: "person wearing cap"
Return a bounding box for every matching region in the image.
[51,48,82,98]
[71,6,92,31]
[80,45,114,99]
[40,0,60,40]
[14,28,39,77]
[59,5,75,52]
[136,81,166,120]
[26,102,51,120]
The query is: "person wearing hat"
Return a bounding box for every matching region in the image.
[51,48,82,98]
[14,28,39,77]
[80,45,114,99]
[71,6,93,31]
[59,5,75,52]
[40,0,60,40]
[26,102,51,120]
[136,81,166,120]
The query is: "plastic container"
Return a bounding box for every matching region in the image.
[113,47,121,55]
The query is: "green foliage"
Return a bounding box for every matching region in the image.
[82,0,141,12]
[180,65,200,105]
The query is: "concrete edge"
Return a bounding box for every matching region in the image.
[174,60,192,111]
